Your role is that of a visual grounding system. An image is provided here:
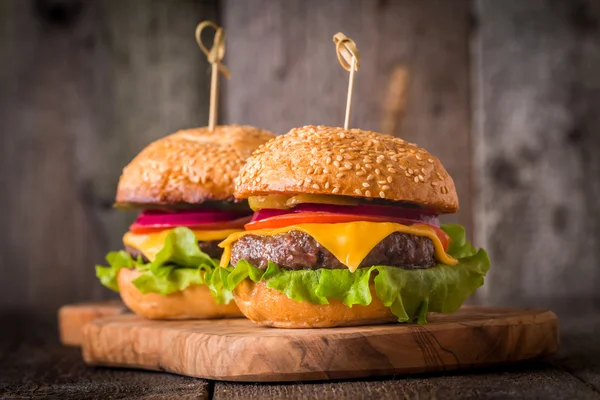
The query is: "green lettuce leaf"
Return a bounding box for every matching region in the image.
[95,227,232,303]
[223,224,490,323]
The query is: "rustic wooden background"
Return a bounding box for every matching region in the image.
[0,0,598,322]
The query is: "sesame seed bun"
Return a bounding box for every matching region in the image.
[116,125,275,205]
[233,279,397,328]
[118,268,242,319]
[236,125,458,213]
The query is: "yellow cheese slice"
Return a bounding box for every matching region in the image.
[219,222,457,271]
[123,228,242,262]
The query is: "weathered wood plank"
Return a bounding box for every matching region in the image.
[0,0,217,319]
[472,0,600,304]
[0,317,212,400]
[222,0,473,231]
[213,364,598,400]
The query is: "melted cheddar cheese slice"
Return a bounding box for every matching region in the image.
[123,228,243,262]
[219,221,457,271]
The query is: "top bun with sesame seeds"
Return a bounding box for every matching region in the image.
[116,125,275,205]
[235,125,458,213]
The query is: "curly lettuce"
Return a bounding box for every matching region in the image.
[95,227,233,303]
[222,224,490,323]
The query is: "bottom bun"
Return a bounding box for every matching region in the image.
[118,268,242,319]
[233,279,397,328]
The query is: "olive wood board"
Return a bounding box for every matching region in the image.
[58,301,128,346]
[81,306,559,382]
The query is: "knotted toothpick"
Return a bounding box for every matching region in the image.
[195,21,231,131]
[333,32,361,130]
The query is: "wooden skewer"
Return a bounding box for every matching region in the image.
[333,33,361,130]
[195,21,231,131]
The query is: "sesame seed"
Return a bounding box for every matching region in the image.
[325,182,330,189]
[409,149,416,154]
[312,184,320,190]
[375,168,381,175]
[399,148,406,152]
[326,157,332,164]
[354,189,363,195]
[365,190,372,197]
[427,158,434,164]
[365,163,372,169]
[431,182,438,186]
[336,155,343,161]
[306,177,312,183]
[336,173,345,178]
[437,172,444,180]
[362,182,370,188]
[405,172,412,177]
[334,160,341,167]
[367,174,374,180]
[388,168,397,174]
[323,168,328,174]
[417,161,425,166]
[414,176,419,183]
[416,154,422,160]
[382,185,390,190]
[379,191,386,198]
[421,168,426,174]
[307,168,313,175]
[407,168,414,174]
[418,175,425,182]
[356,170,366,176]
[387,176,393,183]
[399,165,407,170]
[378,180,387,184]
[332,187,340,194]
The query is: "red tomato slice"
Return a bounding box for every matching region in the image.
[244,212,450,251]
[129,217,250,234]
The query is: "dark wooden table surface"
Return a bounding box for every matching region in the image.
[1,306,599,400]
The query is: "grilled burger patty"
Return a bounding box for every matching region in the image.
[125,240,224,263]
[229,230,436,270]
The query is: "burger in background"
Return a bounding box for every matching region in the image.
[219,125,490,328]
[96,125,274,319]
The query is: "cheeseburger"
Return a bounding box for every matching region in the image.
[96,125,274,319]
[219,125,490,328]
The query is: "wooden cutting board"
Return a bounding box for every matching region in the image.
[81,306,559,382]
[58,301,128,346]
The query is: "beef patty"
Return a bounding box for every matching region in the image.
[229,230,436,270]
[125,240,224,263]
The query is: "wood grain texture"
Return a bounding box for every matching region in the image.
[82,307,558,382]
[222,0,473,231]
[213,365,594,400]
[6,307,600,399]
[472,0,600,304]
[58,300,127,346]
[0,0,217,320]
[0,317,212,400]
